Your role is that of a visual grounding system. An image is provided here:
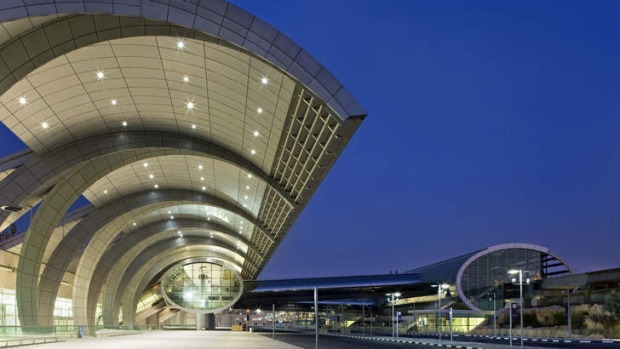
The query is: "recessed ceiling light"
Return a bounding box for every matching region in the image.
[167,211,171,214]
[177,40,185,49]
[250,149,256,155]
[41,121,49,129]
[111,99,117,106]
[183,75,189,82]
[149,174,154,179]
[202,186,206,191]
[191,124,196,129]
[186,101,195,110]
[143,163,149,168]
[154,184,159,189]
[133,222,137,226]
[179,233,183,237]
[260,77,268,85]
[207,217,211,221]
[122,121,128,127]
[247,173,253,179]
[253,130,259,137]
[245,185,250,190]
[200,177,204,181]
[244,195,248,200]
[103,190,108,194]
[96,71,105,80]
[256,107,263,114]
[18,97,27,105]
[243,204,247,208]
[198,165,203,170]
[170,215,174,220]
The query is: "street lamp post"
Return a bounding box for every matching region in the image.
[362,300,366,336]
[565,289,572,338]
[396,310,400,338]
[509,302,513,347]
[370,309,373,335]
[432,284,449,342]
[449,307,453,342]
[508,269,528,348]
[386,292,401,338]
[489,292,497,337]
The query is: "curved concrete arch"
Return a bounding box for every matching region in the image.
[0,130,292,232]
[0,5,364,123]
[16,130,284,328]
[37,189,263,328]
[0,149,34,174]
[75,218,260,331]
[455,243,574,311]
[2,0,368,333]
[0,12,214,231]
[106,239,243,327]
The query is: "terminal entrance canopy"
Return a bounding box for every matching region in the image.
[0,0,365,334]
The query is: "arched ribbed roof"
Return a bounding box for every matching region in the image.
[0,0,365,331]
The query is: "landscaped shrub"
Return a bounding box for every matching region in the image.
[523,312,541,327]
[551,311,567,326]
[571,311,586,330]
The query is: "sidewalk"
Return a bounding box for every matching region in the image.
[27,331,301,349]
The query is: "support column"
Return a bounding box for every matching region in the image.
[206,313,216,330]
[196,314,206,330]
[195,313,215,330]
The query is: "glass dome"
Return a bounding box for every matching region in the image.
[161,261,243,313]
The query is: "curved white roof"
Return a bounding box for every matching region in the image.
[0,1,365,332]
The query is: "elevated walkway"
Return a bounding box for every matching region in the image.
[135,299,166,324]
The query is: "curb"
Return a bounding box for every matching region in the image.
[463,334,618,345]
[329,333,484,349]
[327,333,618,347]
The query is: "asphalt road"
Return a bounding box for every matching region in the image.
[259,333,423,349]
[259,331,620,349]
[399,333,620,349]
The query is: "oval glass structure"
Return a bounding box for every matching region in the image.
[456,244,572,311]
[161,262,243,313]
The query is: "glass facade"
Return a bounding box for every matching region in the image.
[0,289,18,334]
[460,248,548,311]
[53,297,72,330]
[0,289,101,335]
[161,262,242,313]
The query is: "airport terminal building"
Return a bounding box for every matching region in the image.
[0,1,617,341]
[237,243,617,336]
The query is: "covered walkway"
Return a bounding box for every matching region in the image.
[28,331,299,349]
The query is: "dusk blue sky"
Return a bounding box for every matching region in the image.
[2,1,619,279]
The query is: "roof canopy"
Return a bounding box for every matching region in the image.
[0,1,365,332]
